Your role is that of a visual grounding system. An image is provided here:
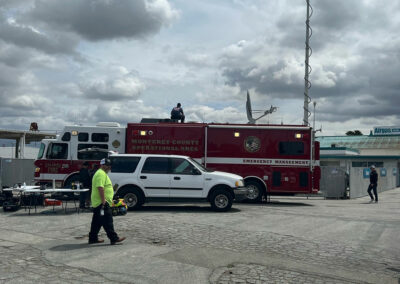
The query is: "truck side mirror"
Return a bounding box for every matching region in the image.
[192,168,201,175]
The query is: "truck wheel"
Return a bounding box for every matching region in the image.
[119,188,144,210]
[245,180,263,202]
[210,189,233,212]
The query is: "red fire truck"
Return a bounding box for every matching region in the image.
[34,120,320,201]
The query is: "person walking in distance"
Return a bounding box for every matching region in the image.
[89,163,100,180]
[367,165,378,203]
[83,163,99,208]
[88,158,125,245]
[171,103,185,123]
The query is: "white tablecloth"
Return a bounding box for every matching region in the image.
[3,187,89,193]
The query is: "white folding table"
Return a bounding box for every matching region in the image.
[2,187,89,214]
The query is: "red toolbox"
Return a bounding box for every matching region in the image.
[44,199,62,206]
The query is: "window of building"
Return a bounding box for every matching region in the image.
[320,161,340,167]
[170,158,196,175]
[78,132,89,142]
[352,161,367,167]
[141,157,169,174]
[279,141,304,155]
[352,161,384,167]
[92,133,109,142]
[61,132,71,141]
[46,143,68,159]
[77,144,108,160]
[368,161,384,167]
[110,157,141,173]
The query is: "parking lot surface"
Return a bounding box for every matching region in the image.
[1,188,400,283]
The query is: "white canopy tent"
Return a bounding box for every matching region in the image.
[0,129,56,158]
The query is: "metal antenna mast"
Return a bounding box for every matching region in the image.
[303,0,313,125]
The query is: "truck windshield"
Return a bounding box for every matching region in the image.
[37,143,46,159]
[189,158,213,172]
[46,143,68,159]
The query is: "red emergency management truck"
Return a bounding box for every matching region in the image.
[34,121,320,201]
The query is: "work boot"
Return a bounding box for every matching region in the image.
[88,239,104,244]
[111,237,126,245]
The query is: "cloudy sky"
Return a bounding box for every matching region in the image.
[0,0,399,136]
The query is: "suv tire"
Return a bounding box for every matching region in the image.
[119,187,144,210]
[210,188,233,212]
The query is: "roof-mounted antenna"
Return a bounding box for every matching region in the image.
[246,90,277,124]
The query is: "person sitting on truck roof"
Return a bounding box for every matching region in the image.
[171,103,185,123]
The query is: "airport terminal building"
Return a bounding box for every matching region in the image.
[316,126,400,199]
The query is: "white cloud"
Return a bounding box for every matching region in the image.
[145,0,180,26]
[186,105,246,124]
[7,94,51,109]
[194,84,242,103]
[272,58,303,85]
[25,0,179,41]
[82,75,146,101]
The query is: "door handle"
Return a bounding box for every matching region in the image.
[174,177,181,180]
[140,176,147,179]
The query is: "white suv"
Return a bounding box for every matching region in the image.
[108,154,247,212]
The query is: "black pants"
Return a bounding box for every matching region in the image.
[367,184,378,201]
[89,205,119,242]
[171,115,185,123]
[79,191,89,207]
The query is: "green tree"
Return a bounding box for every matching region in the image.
[346,130,363,136]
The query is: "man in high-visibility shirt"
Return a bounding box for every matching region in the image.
[88,158,125,245]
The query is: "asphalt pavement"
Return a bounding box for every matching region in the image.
[1,188,400,283]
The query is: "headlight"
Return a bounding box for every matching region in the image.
[235,180,244,187]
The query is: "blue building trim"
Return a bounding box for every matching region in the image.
[321,155,400,159]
